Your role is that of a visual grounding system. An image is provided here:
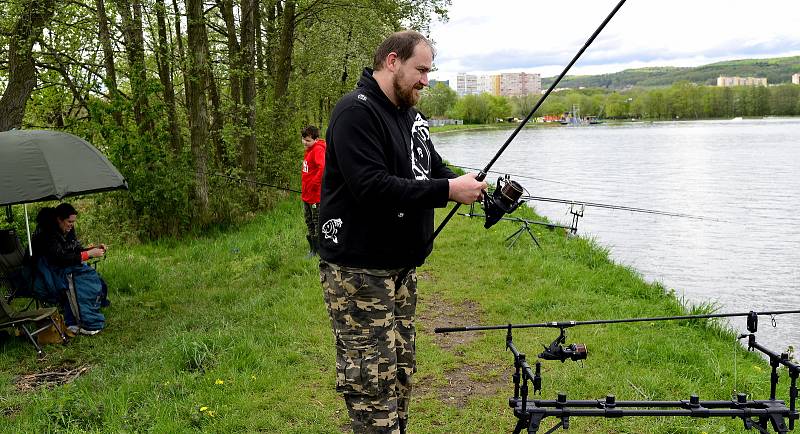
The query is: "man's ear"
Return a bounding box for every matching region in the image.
[386,52,399,72]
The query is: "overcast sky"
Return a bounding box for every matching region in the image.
[428,0,800,83]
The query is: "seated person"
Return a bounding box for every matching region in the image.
[30,203,109,335]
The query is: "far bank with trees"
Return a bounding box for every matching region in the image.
[419,81,800,124]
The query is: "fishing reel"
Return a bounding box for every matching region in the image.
[539,328,588,363]
[483,175,525,229]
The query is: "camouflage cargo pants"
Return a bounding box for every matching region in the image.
[303,202,319,246]
[320,261,417,434]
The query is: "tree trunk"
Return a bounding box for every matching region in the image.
[155,0,182,154]
[263,0,278,83]
[116,0,154,135]
[273,0,295,101]
[218,0,241,109]
[240,0,258,175]
[186,0,210,219]
[0,0,56,131]
[205,40,226,168]
[95,0,123,127]
[172,0,191,110]
[254,0,265,92]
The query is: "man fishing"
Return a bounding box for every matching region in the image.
[318,30,486,433]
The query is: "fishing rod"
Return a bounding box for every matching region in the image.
[436,310,800,433]
[522,194,725,222]
[430,0,629,241]
[447,164,576,187]
[434,309,800,334]
[200,171,301,194]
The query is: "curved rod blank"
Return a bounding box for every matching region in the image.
[431,0,629,242]
[434,309,800,333]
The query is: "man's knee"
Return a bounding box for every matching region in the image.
[344,394,400,434]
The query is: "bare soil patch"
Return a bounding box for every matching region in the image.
[417,294,483,351]
[15,362,90,392]
[416,362,508,409]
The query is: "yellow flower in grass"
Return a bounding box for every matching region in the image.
[215,379,224,385]
[200,406,209,412]
[207,410,216,417]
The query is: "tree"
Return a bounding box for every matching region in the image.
[95,0,123,127]
[186,0,211,220]
[0,0,56,131]
[116,0,154,136]
[239,0,257,176]
[418,82,457,118]
[154,0,182,153]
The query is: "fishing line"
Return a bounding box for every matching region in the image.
[447,164,576,187]
[199,171,301,194]
[430,0,629,242]
[522,195,725,222]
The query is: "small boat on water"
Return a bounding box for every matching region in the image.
[559,105,603,126]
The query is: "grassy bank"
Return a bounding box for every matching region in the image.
[0,200,779,433]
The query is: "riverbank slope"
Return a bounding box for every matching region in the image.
[0,199,776,433]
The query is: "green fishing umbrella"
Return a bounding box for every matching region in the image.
[0,129,127,206]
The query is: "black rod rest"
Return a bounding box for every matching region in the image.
[503,322,798,434]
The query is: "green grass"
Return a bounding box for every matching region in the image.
[0,200,786,433]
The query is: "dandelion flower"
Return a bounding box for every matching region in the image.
[215,379,224,385]
[208,411,216,417]
[200,406,209,412]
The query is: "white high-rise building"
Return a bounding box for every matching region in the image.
[717,76,768,87]
[456,73,479,96]
[477,75,496,94]
[792,73,800,85]
[457,71,543,96]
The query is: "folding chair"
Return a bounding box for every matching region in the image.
[0,296,66,357]
[0,228,43,319]
[0,228,30,302]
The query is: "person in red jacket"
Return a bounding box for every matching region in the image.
[301,125,326,257]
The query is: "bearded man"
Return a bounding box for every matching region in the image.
[318,30,486,433]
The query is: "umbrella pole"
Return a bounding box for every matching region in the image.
[24,204,32,256]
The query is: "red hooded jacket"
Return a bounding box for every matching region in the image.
[301,139,326,204]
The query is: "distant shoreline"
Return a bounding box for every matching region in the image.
[431,116,800,135]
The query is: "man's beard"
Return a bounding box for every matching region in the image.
[393,74,422,108]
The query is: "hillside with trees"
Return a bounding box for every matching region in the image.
[542,56,800,89]
[420,81,800,124]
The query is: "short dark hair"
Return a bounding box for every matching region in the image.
[372,30,435,71]
[301,125,320,139]
[54,203,78,220]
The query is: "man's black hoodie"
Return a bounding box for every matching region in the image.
[318,68,456,269]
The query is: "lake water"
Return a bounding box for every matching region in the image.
[433,118,800,353]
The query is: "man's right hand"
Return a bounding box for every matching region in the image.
[448,173,488,205]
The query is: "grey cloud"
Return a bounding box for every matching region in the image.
[439,36,800,73]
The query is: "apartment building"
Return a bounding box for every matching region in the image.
[456,73,478,96]
[499,72,542,97]
[456,72,542,96]
[477,75,500,94]
[792,73,800,85]
[717,76,768,87]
